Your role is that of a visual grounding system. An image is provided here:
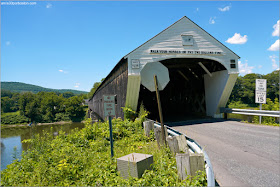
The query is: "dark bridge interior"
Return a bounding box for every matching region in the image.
[137,58,226,122]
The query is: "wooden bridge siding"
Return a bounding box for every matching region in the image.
[89,60,128,120]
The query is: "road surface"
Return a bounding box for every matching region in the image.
[169,120,280,186]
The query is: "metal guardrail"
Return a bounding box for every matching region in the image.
[220,108,280,118]
[150,120,215,187]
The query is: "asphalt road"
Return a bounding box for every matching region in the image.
[169,120,280,187]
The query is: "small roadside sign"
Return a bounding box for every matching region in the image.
[103,95,116,117]
[255,79,267,104]
[255,91,266,104]
[103,95,116,158]
[255,79,267,124]
[256,79,267,92]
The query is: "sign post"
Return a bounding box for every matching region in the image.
[255,79,267,124]
[103,95,116,158]
[140,62,170,147]
[154,75,166,145]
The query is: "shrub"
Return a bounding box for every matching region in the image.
[1,118,207,186]
[122,106,137,121]
[1,112,29,125]
[253,98,279,126]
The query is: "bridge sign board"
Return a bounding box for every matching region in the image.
[255,79,267,104]
[103,95,116,117]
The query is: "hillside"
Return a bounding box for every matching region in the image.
[1,82,88,94]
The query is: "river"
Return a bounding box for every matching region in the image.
[1,122,85,170]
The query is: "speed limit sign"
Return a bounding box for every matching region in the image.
[255,79,267,104]
[255,91,266,104]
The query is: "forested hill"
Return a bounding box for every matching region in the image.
[1,82,88,94]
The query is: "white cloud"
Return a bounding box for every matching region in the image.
[268,39,279,51]
[58,69,69,74]
[5,41,11,46]
[226,33,248,44]
[258,65,263,69]
[46,3,52,8]
[238,60,254,75]
[272,20,279,37]
[74,83,80,88]
[209,17,216,24]
[269,55,279,70]
[218,6,231,12]
[196,8,199,12]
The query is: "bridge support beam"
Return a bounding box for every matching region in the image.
[204,70,238,118]
[125,75,141,111]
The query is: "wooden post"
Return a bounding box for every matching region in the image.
[166,136,180,154]
[176,135,189,153]
[154,126,167,147]
[176,153,190,180]
[189,153,205,176]
[143,120,154,137]
[167,135,189,155]
[176,153,205,180]
[154,75,166,146]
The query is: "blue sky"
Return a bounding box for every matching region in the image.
[1,1,279,92]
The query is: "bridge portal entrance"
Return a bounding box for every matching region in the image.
[88,16,239,121]
[138,58,226,122]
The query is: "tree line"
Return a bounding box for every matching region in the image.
[1,82,87,95]
[228,70,279,107]
[1,90,87,124]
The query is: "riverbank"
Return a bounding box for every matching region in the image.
[1,121,85,129]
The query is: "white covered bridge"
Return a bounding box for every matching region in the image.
[88,16,240,121]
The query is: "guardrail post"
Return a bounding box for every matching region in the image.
[143,120,154,137]
[224,112,228,120]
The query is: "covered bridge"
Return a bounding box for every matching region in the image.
[88,16,240,121]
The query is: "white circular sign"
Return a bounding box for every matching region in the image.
[140,62,170,92]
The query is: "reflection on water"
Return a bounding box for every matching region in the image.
[1,122,85,170]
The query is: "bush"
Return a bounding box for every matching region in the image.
[253,98,279,126]
[55,113,71,122]
[122,106,137,121]
[228,101,249,109]
[1,112,29,125]
[1,118,207,186]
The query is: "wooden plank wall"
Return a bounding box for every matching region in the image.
[88,59,128,120]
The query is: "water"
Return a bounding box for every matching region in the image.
[1,122,85,170]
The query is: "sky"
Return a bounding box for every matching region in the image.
[1,1,279,92]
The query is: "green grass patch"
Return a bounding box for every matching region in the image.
[1,111,29,125]
[1,118,207,186]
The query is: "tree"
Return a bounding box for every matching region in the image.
[264,70,279,102]
[19,92,41,122]
[1,97,14,113]
[62,92,75,98]
[64,96,85,122]
[39,92,65,122]
[88,78,105,99]
[1,90,13,98]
